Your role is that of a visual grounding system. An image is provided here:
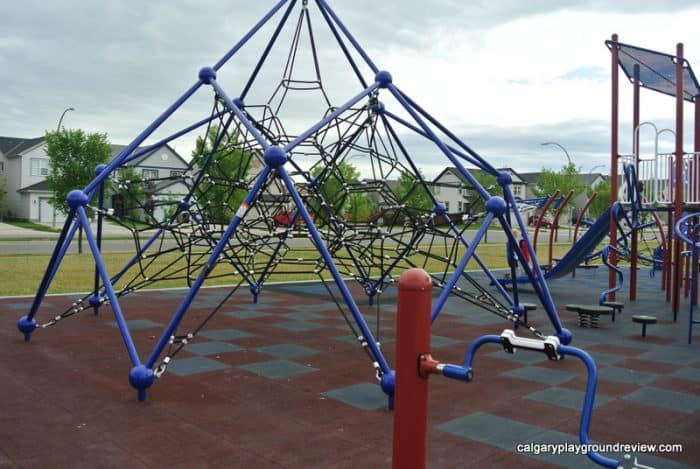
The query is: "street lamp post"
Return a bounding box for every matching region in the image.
[57,107,75,132]
[541,141,572,165]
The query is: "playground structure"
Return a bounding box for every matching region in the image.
[22,6,700,468]
[607,35,700,313]
[18,0,574,405]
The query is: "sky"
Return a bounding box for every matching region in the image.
[2,0,699,179]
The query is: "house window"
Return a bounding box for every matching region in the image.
[142,168,158,180]
[444,201,450,213]
[434,185,441,194]
[170,170,183,178]
[30,158,49,176]
[0,162,4,172]
[458,201,463,212]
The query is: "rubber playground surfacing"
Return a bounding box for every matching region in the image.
[1,267,699,468]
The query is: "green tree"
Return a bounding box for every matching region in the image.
[392,171,434,219]
[309,161,362,220]
[45,129,112,214]
[586,178,611,219]
[45,129,112,253]
[345,192,376,223]
[191,126,256,224]
[112,167,146,221]
[532,163,586,200]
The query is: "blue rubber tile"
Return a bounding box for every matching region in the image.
[185,341,244,356]
[638,346,700,366]
[166,356,231,376]
[199,328,255,341]
[273,320,324,332]
[286,303,337,313]
[623,387,700,414]
[671,367,700,382]
[107,319,161,330]
[524,386,613,410]
[239,359,317,380]
[597,366,660,386]
[430,334,462,348]
[587,351,625,366]
[322,382,387,411]
[435,412,588,468]
[281,311,327,321]
[222,309,270,319]
[487,350,547,365]
[254,344,320,359]
[502,366,577,386]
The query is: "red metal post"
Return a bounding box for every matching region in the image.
[695,97,700,305]
[609,34,620,302]
[672,43,685,316]
[630,64,641,301]
[571,192,598,278]
[392,268,433,469]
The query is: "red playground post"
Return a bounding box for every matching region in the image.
[392,268,433,469]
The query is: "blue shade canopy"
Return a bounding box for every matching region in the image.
[606,39,700,102]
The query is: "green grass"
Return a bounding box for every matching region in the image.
[4,219,61,233]
[1,242,575,297]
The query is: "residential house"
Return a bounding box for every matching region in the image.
[0,136,190,225]
[519,171,607,210]
[432,167,528,216]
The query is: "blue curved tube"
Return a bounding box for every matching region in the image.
[558,345,619,468]
[463,335,502,368]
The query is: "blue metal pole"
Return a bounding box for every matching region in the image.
[121,110,229,165]
[284,82,380,153]
[240,0,299,100]
[22,208,78,330]
[431,213,495,323]
[463,334,502,369]
[145,166,273,368]
[213,0,291,70]
[276,163,391,375]
[315,0,379,74]
[313,0,368,88]
[84,80,205,195]
[558,345,620,468]
[77,206,141,367]
[91,174,106,313]
[385,84,492,201]
[383,110,494,173]
[395,90,501,175]
[209,79,270,150]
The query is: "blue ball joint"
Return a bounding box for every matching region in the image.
[198,66,216,84]
[129,365,156,402]
[94,163,108,177]
[375,70,393,88]
[263,146,287,168]
[434,203,447,215]
[485,196,507,216]
[558,328,573,345]
[496,171,512,187]
[380,370,396,409]
[66,189,89,209]
[232,97,245,109]
[88,295,102,315]
[17,315,37,342]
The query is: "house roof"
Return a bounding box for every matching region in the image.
[519,171,607,186]
[18,180,51,192]
[433,167,527,185]
[110,143,189,168]
[0,136,44,158]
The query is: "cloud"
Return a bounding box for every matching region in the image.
[1,0,699,181]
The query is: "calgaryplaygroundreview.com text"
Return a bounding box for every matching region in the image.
[516,442,683,456]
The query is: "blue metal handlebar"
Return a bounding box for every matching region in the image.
[463,333,620,468]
